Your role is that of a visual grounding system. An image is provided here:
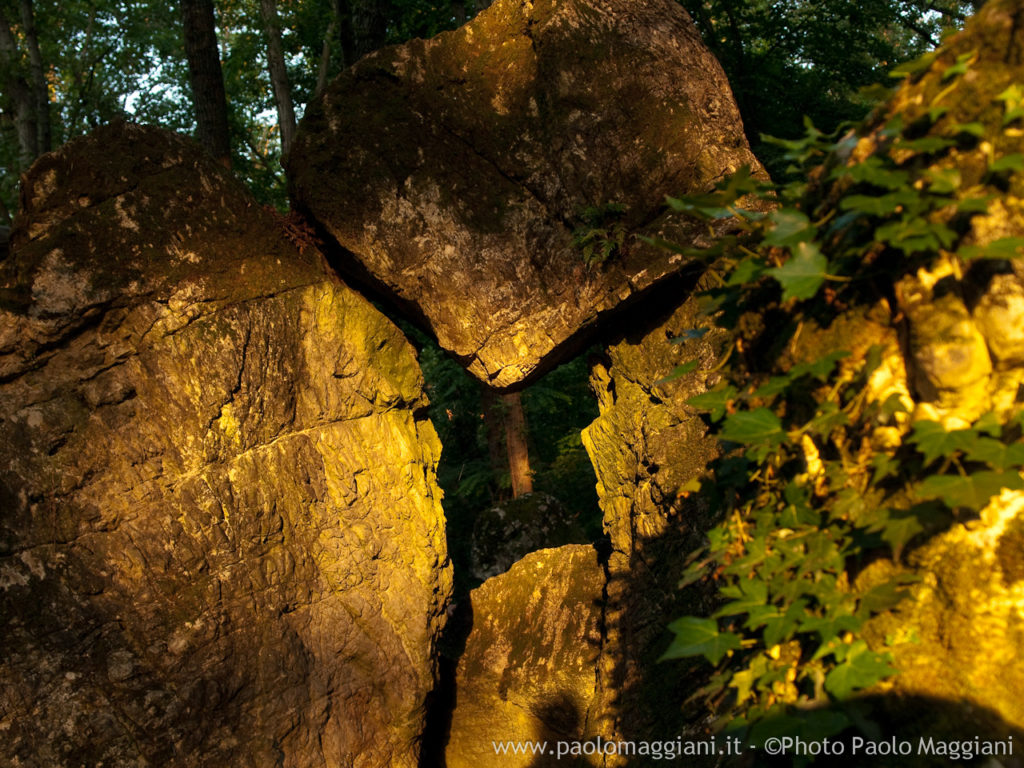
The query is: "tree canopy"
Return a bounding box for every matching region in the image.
[0,0,978,221]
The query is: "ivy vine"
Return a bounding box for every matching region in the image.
[659,56,1024,747]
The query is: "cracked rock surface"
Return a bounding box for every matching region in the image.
[0,123,451,768]
[287,0,763,389]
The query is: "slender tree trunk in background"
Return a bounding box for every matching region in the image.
[335,0,391,67]
[0,8,38,169]
[451,1,466,26]
[259,0,296,156]
[18,0,49,155]
[501,392,533,498]
[180,0,231,167]
[334,0,355,67]
[481,389,534,499]
[351,0,391,59]
[474,0,492,12]
[314,20,335,97]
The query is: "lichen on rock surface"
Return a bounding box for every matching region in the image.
[287,0,764,389]
[0,123,451,767]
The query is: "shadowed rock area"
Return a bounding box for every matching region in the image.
[581,290,725,757]
[0,123,451,767]
[287,0,764,389]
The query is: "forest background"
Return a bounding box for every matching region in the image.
[0,0,983,591]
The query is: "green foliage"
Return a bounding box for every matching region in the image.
[408,324,603,594]
[572,202,628,268]
[677,0,974,179]
[661,55,1024,742]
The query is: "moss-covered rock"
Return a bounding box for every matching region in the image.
[287,0,765,389]
[0,123,451,767]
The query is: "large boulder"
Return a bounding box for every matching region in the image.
[287,0,764,389]
[445,545,606,768]
[0,123,452,767]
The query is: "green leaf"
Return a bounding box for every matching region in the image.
[880,509,925,554]
[875,217,956,255]
[686,386,736,422]
[894,136,955,153]
[727,256,767,286]
[721,408,785,446]
[789,350,851,381]
[889,51,936,79]
[753,375,794,398]
[730,655,769,705]
[840,189,918,217]
[907,421,975,464]
[656,359,699,385]
[764,209,815,247]
[857,580,913,617]
[801,613,862,645]
[916,471,1024,509]
[958,237,1024,261]
[942,52,973,82]
[966,437,1024,470]
[990,154,1024,173]
[714,578,768,618]
[824,642,896,699]
[832,156,908,190]
[924,166,961,194]
[767,242,828,300]
[662,617,742,665]
[957,196,993,214]
[950,122,984,138]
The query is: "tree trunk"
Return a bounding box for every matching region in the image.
[352,0,391,59]
[334,0,355,68]
[0,8,38,169]
[259,0,297,156]
[179,0,231,166]
[481,389,534,499]
[501,392,533,498]
[451,0,467,26]
[18,0,49,155]
[335,0,391,67]
[314,20,335,97]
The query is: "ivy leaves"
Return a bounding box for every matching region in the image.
[663,617,742,665]
[661,54,1024,746]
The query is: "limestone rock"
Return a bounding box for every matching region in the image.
[469,492,588,581]
[837,0,1024,730]
[446,545,605,768]
[863,489,1024,735]
[0,123,452,767]
[287,0,764,389]
[581,291,725,754]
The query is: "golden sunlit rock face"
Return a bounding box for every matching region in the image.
[446,545,606,768]
[0,124,451,767]
[845,0,1024,730]
[287,0,766,390]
